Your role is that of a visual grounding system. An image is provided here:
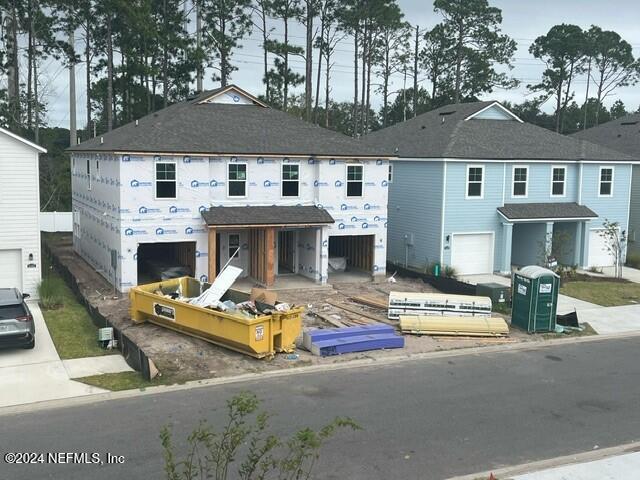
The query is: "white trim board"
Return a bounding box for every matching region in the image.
[0,126,47,153]
[464,102,524,123]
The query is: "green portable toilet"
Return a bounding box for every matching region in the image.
[511,266,559,333]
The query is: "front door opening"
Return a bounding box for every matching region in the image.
[278,230,296,274]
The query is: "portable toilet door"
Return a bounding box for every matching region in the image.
[532,272,559,332]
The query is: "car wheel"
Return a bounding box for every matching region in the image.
[24,338,35,350]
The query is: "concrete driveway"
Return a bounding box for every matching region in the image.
[0,301,105,408]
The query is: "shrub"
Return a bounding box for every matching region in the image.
[160,392,360,480]
[38,277,66,309]
[443,265,457,278]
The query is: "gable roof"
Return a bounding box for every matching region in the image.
[0,127,47,153]
[363,101,637,162]
[201,205,334,227]
[570,114,640,157]
[69,85,389,158]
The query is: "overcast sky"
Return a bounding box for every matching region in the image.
[43,0,640,129]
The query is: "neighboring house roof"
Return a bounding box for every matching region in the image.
[0,126,47,153]
[570,114,640,157]
[363,101,637,162]
[201,205,335,227]
[498,202,598,221]
[68,85,389,158]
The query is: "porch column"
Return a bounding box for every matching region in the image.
[545,222,554,262]
[574,221,583,267]
[265,227,276,287]
[580,221,591,268]
[208,227,217,282]
[501,222,513,274]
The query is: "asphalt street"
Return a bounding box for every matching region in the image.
[2,337,640,480]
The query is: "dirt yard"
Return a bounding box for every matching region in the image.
[45,233,536,385]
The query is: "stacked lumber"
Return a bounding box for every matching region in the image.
[388,292,492,320]
[303,324,404,356]
[399,315,509,337]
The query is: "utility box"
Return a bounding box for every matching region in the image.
[511,266,559,333]
[476,282,511,305]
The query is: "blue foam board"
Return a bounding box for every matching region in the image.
[311,333,404,356]
[303,323,394,350]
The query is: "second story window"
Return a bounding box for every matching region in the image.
[86,159,91,190]
[346,165,363,197]
[155,162,176,199]
[599,167,614,196]
[282,164,299,197]
[466,165,483,198]
[512,166,528,197]
[551,166,566,196]
[228,163,247,197]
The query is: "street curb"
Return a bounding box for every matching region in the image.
[2,329,640,417]
[446,440,640,480]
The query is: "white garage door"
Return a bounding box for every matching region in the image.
[451,233,493,275]
[0,249,22,290]
[588,229,616,267]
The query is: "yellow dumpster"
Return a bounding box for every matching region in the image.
[129,277,303,359]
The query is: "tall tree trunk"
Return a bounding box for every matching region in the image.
[6,3,20,128]
[163,0,169,105]
[360,23,367,136]
[106,15,114,131]
[258,1,269,101]
[595,69,605,126]
[555,81,562,133]
[196,0,203,91]
[304,0,313,121]
[382,46,389,127]
[34,54,39,142]
[69,30,77,146]
[352,29,358,137]
[365,30,372,133]
[84,20,92,134]
[314,15,325,124]
[27,3,34,130]
[454,23,463,104]
[582,57,592,130]
[413,25,419,117]
[220,17,228,86]
[283,12,289,111]
[325,44,331,128]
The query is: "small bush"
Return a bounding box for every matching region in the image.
[38,277,66,309]
[443,265,457,278]
[588,266,603,274]
[627,252,640,269]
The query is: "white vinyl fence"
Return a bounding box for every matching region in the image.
[40,211,73,232]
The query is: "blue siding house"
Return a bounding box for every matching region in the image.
[365,101,637,275]
[571,114,640,255]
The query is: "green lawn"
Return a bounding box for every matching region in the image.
[560,280,640,307]
[76,371,182,391]
[39,270,115,359]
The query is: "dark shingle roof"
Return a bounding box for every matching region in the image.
[69,86,389,157]
[498,202,598,220]
[570,114,640,159]
[201,205,335,226]
[363,101,636,162]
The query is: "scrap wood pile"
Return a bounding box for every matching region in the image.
[308,293,391,328]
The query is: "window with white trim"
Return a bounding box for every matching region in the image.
[228,163,247,197]
[282,164,299,197]
[155,162,177,199]
[346,165,363,197]
[388,164,393,183]
[512,166,528,197]
[86,159,91,190]
[599,167,613,196]
[466,166,483,198]
[551,166,566,196]
[228,234,240,259]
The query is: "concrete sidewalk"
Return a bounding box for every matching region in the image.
[0,301,131,408]
[513,452,640,480]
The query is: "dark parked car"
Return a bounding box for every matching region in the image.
[0,288,35,350]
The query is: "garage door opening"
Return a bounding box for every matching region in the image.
[451,233,494,275]
[328,235,374,278]
[137,242,196,284]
